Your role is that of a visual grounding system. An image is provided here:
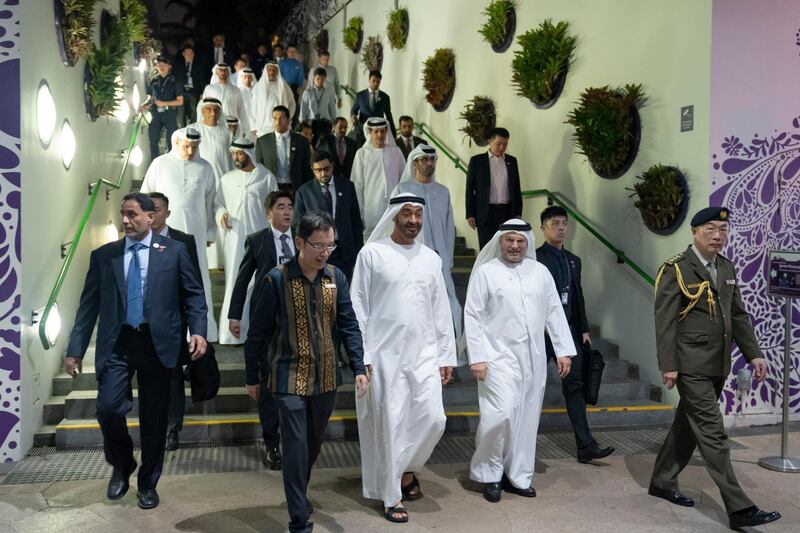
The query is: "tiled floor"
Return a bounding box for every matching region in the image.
[0,428,797,532]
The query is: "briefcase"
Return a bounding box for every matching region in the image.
[582,342,605,405]
[185,343,220,402]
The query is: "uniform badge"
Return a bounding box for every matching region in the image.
[725,279,736,285]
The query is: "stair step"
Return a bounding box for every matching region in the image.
[34,425,56,447]
[454,245,476,257]
[453,255,476,268]
[53,400,673,447]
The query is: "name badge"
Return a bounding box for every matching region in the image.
[324,283,337,289]
[561,291,569,305]
[725,279,736,285]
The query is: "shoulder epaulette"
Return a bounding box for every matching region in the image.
[664,252,685,265]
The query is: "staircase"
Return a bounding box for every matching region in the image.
[35,236,673,448]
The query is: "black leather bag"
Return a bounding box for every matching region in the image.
[582,342,605,405]
[185,343,220,402]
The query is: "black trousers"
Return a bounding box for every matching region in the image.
[275,390,336,533]
[97,326,173,491]
[167,366,185,434]
[259,374,281,449]
[477,203,514,249]
[177,92,198,128]
[148,110,178,159]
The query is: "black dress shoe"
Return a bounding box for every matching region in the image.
[263,446,282,470]
[648,485,695,507]
[729,506,781,529]
[165,431,179,452]
[137,488,159,510]
[501,475,536,497]
[577,445,615,463]
[483,482,502,503]
[107,459,137,500]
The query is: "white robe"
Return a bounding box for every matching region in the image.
[251,78,296,137]
[351,145,405,241]
[140,151,219,342]
[202,83,251,137]
[215,164,276,345]
[351,239,457,506]
[392,180,463,344]
[465,258,575,488]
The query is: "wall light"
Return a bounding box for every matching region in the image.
[104,220,120,242]
[36,81,56,146]
[130,145,144,167]
[60,120,76,169]
[113,76,130,123]
[33,303,61,349]
[131,84,141,110]
[137,58,148,73]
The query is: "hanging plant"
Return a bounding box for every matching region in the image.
[627,165,690,235]
[478,0,516,53]
[459,96,496,147]
[511,19,575,109]
[342,16,363,53]
[422,48,456,112]
[361,36,383,72]
[120,0,149,44]
[565,84,645,179]
[386,8,409,50]
[55,0,100,66]
[312,29,328,55]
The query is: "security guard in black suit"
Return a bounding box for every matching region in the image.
[648,207,780,530]
[139,55,184,159]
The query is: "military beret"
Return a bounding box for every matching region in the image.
[690,207,730,227]
[156,54,171,65]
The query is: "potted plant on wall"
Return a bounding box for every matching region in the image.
[313,29,328,55]
[361,36,383,72]
[55,0,100,66]
[422,48,456,112]
[511,19,575,109]
[627,164,690,235]
[566,84,645,179]
[386,7,409,50]
[342,16,363,53]
[478,0,516,53]
[459,95,496,147]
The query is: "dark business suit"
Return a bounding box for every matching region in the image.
[319,135,356,179]
[228,226,286,450]
[537,243,596,452]
[396,135,427,160]
[350,89,397,145]
[172,58,207,127]
[255,131,313,192]
[650,246,760,514]
[292,177,363,279]
[465,152,523,249]
[164,227,200,437]
[66,232,206,491]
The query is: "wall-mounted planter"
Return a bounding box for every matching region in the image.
[54,0,99,67]
[459,95,496,147]
[343,16,364,53]
[512,19,575,110]
[361,36,383,73]
[386,8,409,51]
[491,7,515,53]
[422,48,456,112]
[479,0,517,53]
[313,29,328,55]
[627,165,689,235]
[83,62,99,122]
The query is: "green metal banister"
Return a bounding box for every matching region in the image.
[37,112,147,349]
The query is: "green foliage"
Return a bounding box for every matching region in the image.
[459,95,496,146]
[120,0,149,44]
[386,8,408,50]
[61,0,101,63]
[422,48,456,108]
[478,0,515,47]
[511,19,575,105]
[627,165,686,230]
[361,36,383,73]
[565,84,645,177]
[342,16,363,52]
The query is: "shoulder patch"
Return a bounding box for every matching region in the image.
[663,252,685,266]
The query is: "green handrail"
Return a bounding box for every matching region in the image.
[415,122,468,174]
[37,112,147,350]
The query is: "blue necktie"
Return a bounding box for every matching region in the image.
[126,242,145,327]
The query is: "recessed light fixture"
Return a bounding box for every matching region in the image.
[60,120,76,169]
[36,81,56,146]
[130,145,144,167]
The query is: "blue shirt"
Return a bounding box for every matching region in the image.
[124,231,152,297]
[279,58,305,88]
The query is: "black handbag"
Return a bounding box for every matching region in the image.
[185,343,220,402]
[582,342,605,405]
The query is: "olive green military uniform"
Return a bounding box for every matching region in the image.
[650,245,761,514]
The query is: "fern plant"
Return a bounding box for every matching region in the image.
[386,8,408,50]
[422,48,456,110]
[60,0,100,64]
[627,165,688,231]
[342,16,363,52]
[459,95,496,146]
[478,0,515,48]
[511,20,575,106]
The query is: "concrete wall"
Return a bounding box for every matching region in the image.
[321,0,713,401]
[18,0,150,456]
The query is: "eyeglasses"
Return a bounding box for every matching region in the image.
[305,241,337,253]
[312,165,332,173]
[700,224,729,236]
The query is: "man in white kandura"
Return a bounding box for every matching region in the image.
[392,144,462,343]
[351,192,456,524]
[215,136,276,345]
[203,63,251,135]
[251,61,296,137]
[351,117,405,241]
[465,219,576,503]
[140,127,219,342]
[236,67,257,129]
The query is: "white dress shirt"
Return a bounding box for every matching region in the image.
[488,151,510,204]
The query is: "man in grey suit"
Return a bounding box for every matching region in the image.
[65,193,207,510]
[255,104,313,192]
[293,150,363,279]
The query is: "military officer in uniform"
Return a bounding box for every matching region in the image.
[648,207,781,530]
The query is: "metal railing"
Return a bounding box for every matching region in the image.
[37,112,146,349]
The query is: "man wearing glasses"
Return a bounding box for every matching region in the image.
[245,211,369,533]
[648,207,780,530]
[292,150,363,279]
